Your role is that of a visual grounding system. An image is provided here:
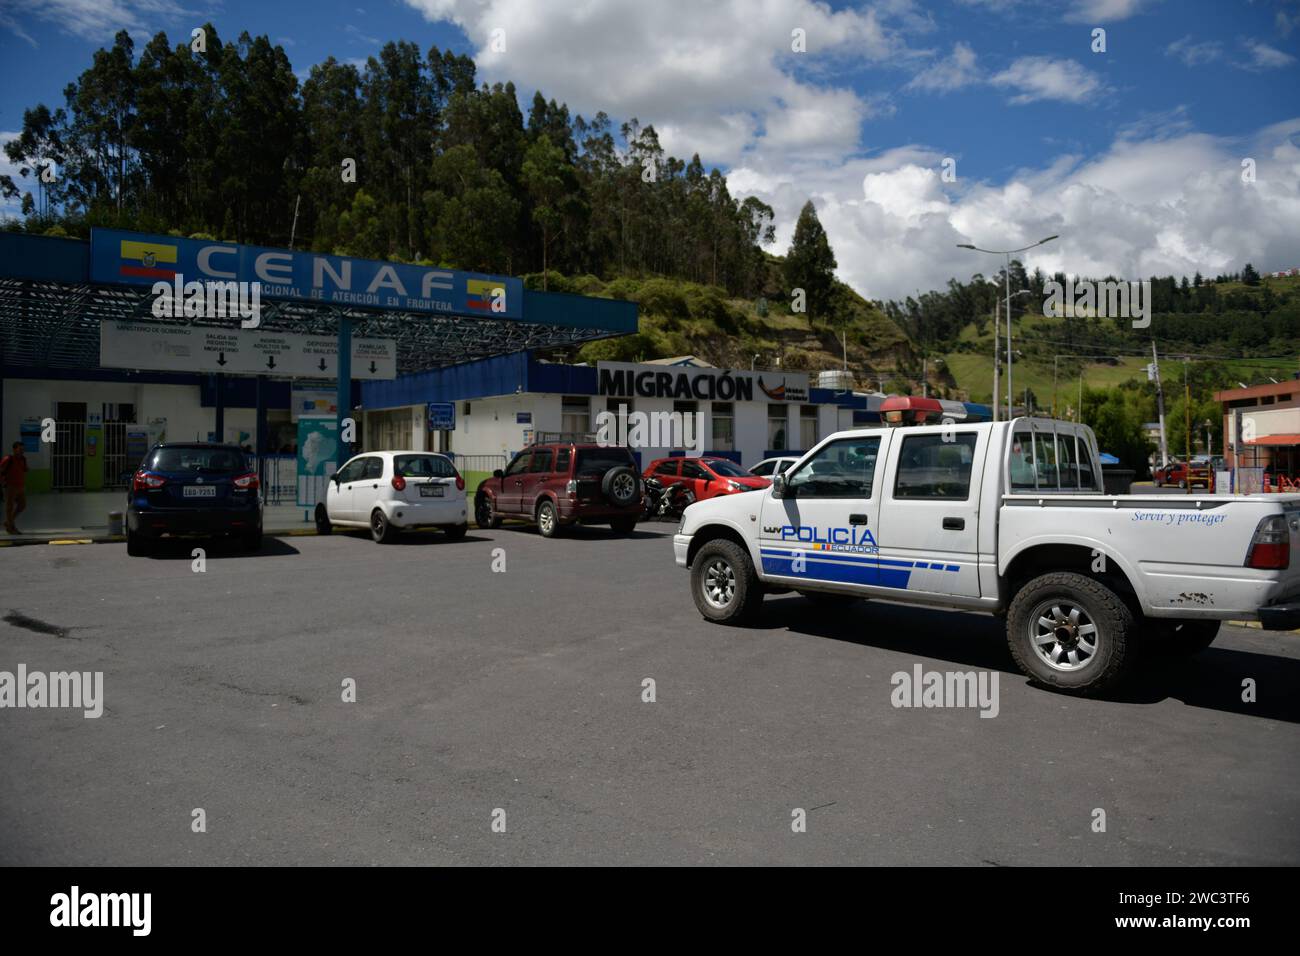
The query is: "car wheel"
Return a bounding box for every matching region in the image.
[1154,478,1162,487]
[314,504,332,535]
[444,523,468,540]
[1178,479,1187,489]
[602,466,639,507]
[1144,618,1219,655]
[691,539,763,624]
[371,508,396,544]
[126,528,150,557]
[536,500,560,538]
[610,516,637,534]
[1006,571,1132,694]
[475,494,501,529]
[242,527,263,551]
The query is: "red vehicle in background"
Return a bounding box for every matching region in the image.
[642,456,770,502]
[1153,457,1212,489]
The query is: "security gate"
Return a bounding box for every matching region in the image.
[102,421,130,488]
[51,421,86,490]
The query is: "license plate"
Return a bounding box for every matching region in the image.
[420,484,445,497]
[183,485,217,498]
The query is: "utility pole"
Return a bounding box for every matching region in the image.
[1151,340,1169,469]
[992,300,1000,422]
[1184,358,1193,495]
[922,355,928,398]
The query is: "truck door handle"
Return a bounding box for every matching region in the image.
[942,517,965,530]
[848,513,868,525]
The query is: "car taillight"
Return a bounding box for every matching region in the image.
[455,473,465,492]
[133,471,166,492]
[1246,514,1290,570]
[233,473,260,490]
[566,479,578,495]
[391,475,407,492]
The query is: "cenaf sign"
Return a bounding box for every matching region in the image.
[89,228,523,320]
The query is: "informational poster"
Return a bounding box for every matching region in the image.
[297,416,339,508]
[292,385,339,421]
[20,419,42,453]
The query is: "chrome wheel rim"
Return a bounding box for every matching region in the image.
[372,512,384,536]
[1030,599,1099,671]
[612,473,635,500]
[478,498,492,524]
[702,558,736,609]
[539,506,554,533]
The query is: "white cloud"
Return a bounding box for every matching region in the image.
[403,0,916,165]
[0,130,30,220]
[1237,38,1296,71]
[989,56,1104,104]
[1,0,187,44]
[728,120,1300,301]
[1063,0,1159,22]
[906,41,980,93]
[1165,35,1222,67]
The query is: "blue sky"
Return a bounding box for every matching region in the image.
[2,0,1298,299]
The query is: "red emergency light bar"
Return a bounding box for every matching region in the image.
[880,396,945,425]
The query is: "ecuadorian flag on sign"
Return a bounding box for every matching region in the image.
[118,239,179,279]
[466,278,504,313]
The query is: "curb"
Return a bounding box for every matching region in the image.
[0,528,319,547]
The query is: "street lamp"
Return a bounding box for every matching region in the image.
[958,235,1059,415]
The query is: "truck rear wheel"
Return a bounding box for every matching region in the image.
[1007,571,1132,694]
[691,539,763,624]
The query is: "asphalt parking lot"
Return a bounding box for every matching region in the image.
[2,523,1298,866]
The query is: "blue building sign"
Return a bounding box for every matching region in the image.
[90,228,523,320]
[427,402,456,430]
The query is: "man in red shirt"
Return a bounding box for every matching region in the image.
[1,441,29,534]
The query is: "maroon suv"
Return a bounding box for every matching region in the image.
[474,443,642,537]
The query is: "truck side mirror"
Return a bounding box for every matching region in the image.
[772,473,787,499]
[493,469,504,479]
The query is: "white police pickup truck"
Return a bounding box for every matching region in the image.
[673,415,1300,694]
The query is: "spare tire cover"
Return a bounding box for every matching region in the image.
[602,465,639,505]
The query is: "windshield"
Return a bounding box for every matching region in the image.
[148,446,247,473]
[703,458,748,478]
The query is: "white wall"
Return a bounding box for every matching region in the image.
[432,389,847,467]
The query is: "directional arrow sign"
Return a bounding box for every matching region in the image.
[100,321,396,379]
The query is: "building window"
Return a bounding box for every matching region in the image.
[800,405,818,450]
[712,402,734,451]
[768,404,788,451]
[561,396,590,438]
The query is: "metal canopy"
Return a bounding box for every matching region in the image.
[0,234,637,375]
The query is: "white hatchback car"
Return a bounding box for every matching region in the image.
[748,456,799,478]
[315,450,469,543]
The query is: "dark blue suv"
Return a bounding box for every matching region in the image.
[126,443,263,556]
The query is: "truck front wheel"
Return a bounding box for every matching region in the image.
[1007,572,1133,694]
[691,539,763,624]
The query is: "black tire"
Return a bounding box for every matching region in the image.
[610,516,637,534]
[799,590,864,607]
[1006,571,1133,694]
[314,504,332,535]
[371,508,396,544]
[1153,478,1162,487]
[242,527,263,551]
[1144,618,1219,655]
[444,523,468,541]
[1178,479,1187,489]
[536,499,560,538]
[475,494,501,529]
[602,466,639,507]
[691,539,763,624]
[126,528,150,557]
